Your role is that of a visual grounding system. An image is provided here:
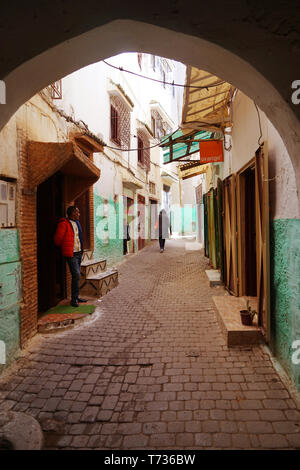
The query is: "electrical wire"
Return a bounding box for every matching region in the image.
[103,60,226,90]
[253,101,263,146]
[104,127,180,152]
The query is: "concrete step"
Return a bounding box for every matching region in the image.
[212,295,265,346]
[81,258,107,278]
[81,269,118,297]
[205,269,222,286]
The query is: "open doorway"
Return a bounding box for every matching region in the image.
[237,160,257,297]
[36,172,66,313]
[74,189,91,251]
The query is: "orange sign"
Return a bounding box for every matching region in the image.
[199,140,223,163]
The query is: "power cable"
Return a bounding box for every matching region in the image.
[103,60,226,90]
[104,127,180,152]
[253,101,263,146]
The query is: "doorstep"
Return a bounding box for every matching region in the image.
[212,295,265,346]
[37,298,96,334]
[206,269,222,286]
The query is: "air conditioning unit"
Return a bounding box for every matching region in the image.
[0,180,16,228]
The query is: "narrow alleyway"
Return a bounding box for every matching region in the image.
[0,239,299,450]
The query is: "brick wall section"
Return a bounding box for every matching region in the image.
[17,133,97,347]
[110,96,130,149]
[17,128,38,347]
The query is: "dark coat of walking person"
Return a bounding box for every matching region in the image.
[54,205,87,307]
[155,209,171,252]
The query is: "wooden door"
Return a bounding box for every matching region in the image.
[217,178,225,282]
[223,174,238,295]
[237,160,257,297]
[126,197,135,253]
[255,143,270,339]
[37,172,66,313]
[137,194,146,250]
[203,193,209,258]
[208,189,217,268]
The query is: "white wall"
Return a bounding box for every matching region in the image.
[223,91,299,220]
[60,53,185,206]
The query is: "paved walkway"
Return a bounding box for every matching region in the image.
[0,239,300,450]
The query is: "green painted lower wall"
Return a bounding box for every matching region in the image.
[94,194,124,267]
[270,219,300,390]
[0,229,22,373]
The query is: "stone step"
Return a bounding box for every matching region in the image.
[81,258,107,278]
[81,269,118,297]
[212,295,265,346]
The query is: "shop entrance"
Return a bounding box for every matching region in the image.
[237,161,257,297]
[36,172,66,313]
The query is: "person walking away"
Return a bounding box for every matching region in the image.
[156,209,170,253]
[123,216,131,255]
[54,205,87,307]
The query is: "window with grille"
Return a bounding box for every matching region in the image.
[110,104,120,145]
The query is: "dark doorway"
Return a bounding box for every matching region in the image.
[137,194,146,250]
[237,164,257,297]
[74,190,90,250]
[149,199,158,240]
[36,172,66,313]
[126,197,135,254]
[244,166,257,296]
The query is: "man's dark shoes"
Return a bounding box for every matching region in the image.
[70,300,79,307]
[77,298,87,303]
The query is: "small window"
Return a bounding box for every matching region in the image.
[137,53,143,70]
[151,116,156,138]
[151,55,156,72]
[162,70,166,89]
[110,105,120,145]
[149,181,156,194]
[137,136,144,164]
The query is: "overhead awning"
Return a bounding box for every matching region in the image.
[181,66,234,134]
[27,141,101,202]
[161,65,233,164]
[178,162,210,180]
[161,129,223,164]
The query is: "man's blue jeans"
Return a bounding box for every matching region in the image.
[65,252,82,302]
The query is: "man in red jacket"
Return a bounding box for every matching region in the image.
[54,205,87,307]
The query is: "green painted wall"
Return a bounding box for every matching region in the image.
[181,205,197,235]
[94,193,124,267]
[0,229,21,372]
[270,219,300,390]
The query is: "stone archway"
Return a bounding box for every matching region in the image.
[1,15,300,210]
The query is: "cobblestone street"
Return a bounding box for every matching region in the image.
[0,239,300,450]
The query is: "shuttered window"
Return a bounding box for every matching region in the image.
[110,105,120,145]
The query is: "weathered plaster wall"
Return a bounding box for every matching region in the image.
[224,91,299,220]
[0,229,21,370]
[0,116,18,179]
